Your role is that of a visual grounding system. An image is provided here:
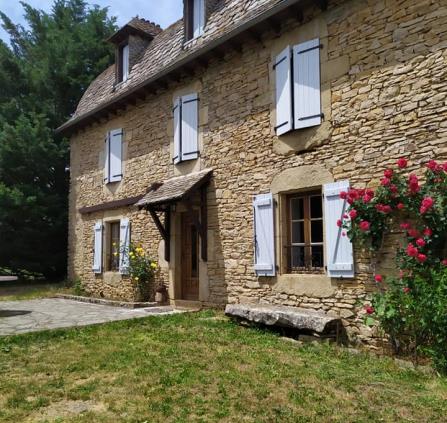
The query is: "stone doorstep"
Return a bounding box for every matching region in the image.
[54,294,159,309]
[225,303,342,334]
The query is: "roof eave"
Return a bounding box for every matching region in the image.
[56,0,305,136]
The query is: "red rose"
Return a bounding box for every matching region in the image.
[343,214,348,219]
[380,177,391,186]
[397,158,408,168]
[408,174,420,193]
[406,243,418,257]
[442,259,447,266]
[427,159,438,171]
[340,191,347,199]
[374,274,383,283]
[423,228,433,237]
[420,197,434,214]
[408,229,419,238]
[442,163,447,172]
[349,209,358,219]
[397,203,405,210]
[363,194,373,203]
[400,222,411,230]
[384,169,393,178]
[359,221,370,232]
[417,253,427,263]
[337,219,342,227]
[390,184,398,193]
[403,287,411,294]
[416,238,426,247]
[365,305,375,315]
[366,189,374,197]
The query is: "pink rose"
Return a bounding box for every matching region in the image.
[423,228,433,237]
[349,209,358,219]
[417,253,427,263]
[397,203,405,210]
[400,222,411,230]
[397,158,408,168]
[365,305,375,315]
[340,191,347,200]
[381,177,391,186]
[374,275,383,283]
[359,221,370,232]
[384,169,393,178]
[408,229,419,238]
[416,238,426,248]
[406,243,418,257]
[427,159,438,171]
[442,259,447,266]
[337,219,342,227]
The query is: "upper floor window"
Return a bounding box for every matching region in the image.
[185,0,205,41]
[173,93,199,164]
[274,38,322,136]
[104,129,123,184]
[118,43,130,83]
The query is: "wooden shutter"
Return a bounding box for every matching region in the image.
[122,44,129,81]
[274,46,293,136]
[253,193,276,277]
[323,181,354,278]
[173,98,181,164]
[109,129,123,183]
[293,38,322,129]
[119,218,130,275]
[104,133,110,183]
[181,93,199,161]
[93,221,103,273]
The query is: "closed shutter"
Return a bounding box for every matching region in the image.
[181,93,199,161]
[253,193,276,277]
[274,46,293,136]
[122,44,129,81]
[173,98,181,164]
[93,221,103,273]
[109,129,123,183]
[104,133,110,183]
[293,38,322,129]
[119,217,130,275]
[323,181,354,278]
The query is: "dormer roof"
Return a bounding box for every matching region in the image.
[108,17,162,44]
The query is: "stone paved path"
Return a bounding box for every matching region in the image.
[0,298,179,336]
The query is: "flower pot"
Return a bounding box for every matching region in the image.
[155,291,165,304]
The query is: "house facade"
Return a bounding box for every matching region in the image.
[58,0,447,344]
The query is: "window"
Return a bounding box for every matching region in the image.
[104,129,123,184]
[274,38,322,136]
[107,222,120,271]
[185,0,205,41]
[287,191,324,273]
[117,43,129,83]
[173,93,199,164]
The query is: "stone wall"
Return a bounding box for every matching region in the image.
[68,0,447,345]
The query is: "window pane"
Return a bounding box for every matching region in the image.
[110,222,120,271]
[311,220,323,243]
[291,246,305,268]
[292,221,304,244]
[311,245,324,268]
[310,196,323,218]
[291,198,304,220]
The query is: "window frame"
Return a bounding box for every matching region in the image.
[117,42,129,83]
[185,0,205,41]
[286,190,324,274]
[106,221,121,272]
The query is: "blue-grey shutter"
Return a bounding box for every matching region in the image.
[181,93,199,161]
[274,46,293,136]
[93,221,103,274]
[119,218,130,275]
[323,181,354,278]
[293,38,322,129]
[109,129,123,183]
[173,98,181,164]
[253,193,276,277]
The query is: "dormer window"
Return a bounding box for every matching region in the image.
[185,0,205,41]
[118,43,130,83]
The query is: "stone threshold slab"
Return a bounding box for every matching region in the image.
[55,294,160,309]
[225,303,341,334]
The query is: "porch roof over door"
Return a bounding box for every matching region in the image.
[136,168,213,209]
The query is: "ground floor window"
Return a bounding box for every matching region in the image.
[287,191,324,273]
[107,221,120,271]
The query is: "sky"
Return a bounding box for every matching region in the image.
[0,0,183,44]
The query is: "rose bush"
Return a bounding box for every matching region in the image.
[341,158,447,373]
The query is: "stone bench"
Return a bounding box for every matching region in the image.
[225,304,342,337]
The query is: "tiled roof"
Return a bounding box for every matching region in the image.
[136,169,213,208]
[59,0,294,133]
[126,17,162,37]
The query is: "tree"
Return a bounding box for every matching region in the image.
[0,1,117,279]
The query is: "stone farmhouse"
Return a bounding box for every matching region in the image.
[57,0,447,343]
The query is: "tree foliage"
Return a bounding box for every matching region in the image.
[0,1,117,278]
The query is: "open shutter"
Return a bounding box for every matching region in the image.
[109,129,123,183]
[253,193,276,277]
[323,181,354,278]
[274,46,293,136]
[293,38,322,129]
[93,221,103,273]
[173,98,181,164]
[119,218,130,275]
[104,133,110,183]
[122,44,129,81]
[193,0,204,37]
[181,93,199,161]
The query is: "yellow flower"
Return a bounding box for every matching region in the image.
[112,242,117,247]
[134,276,139,281]
[150,262,157,269]
[113,252,118,257]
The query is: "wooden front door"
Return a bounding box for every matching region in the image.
[181,212,199,300]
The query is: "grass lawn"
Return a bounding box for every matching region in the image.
[0,282,72,301]
[0,311,446,422]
